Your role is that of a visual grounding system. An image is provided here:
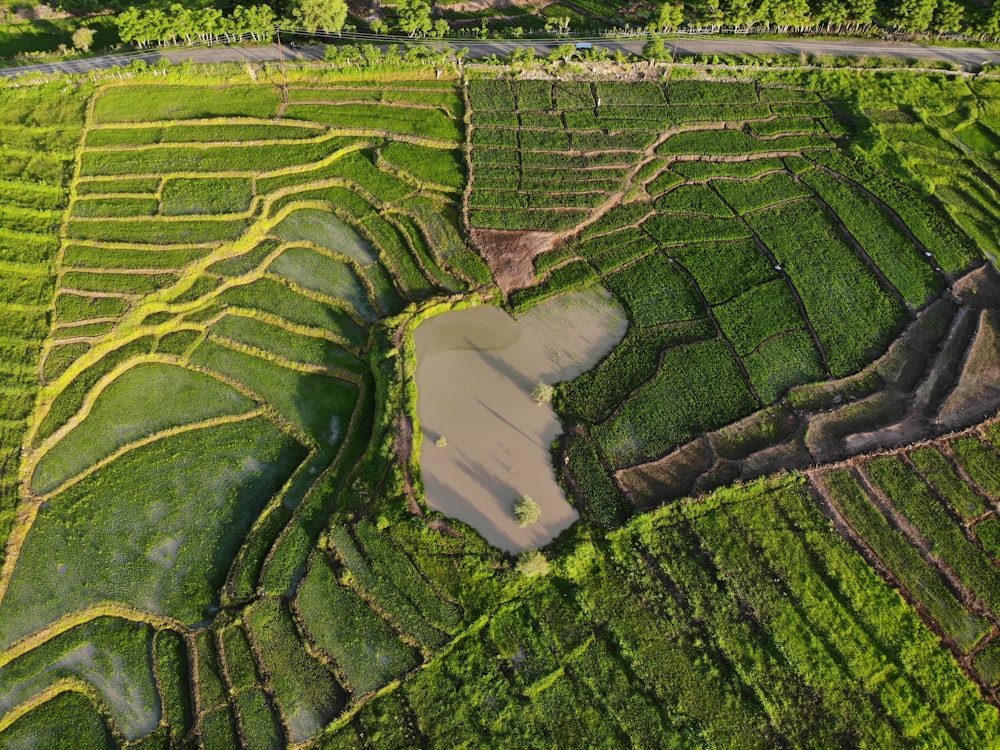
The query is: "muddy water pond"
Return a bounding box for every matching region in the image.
[413,287,628,553]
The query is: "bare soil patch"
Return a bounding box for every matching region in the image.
[469,229,557,296]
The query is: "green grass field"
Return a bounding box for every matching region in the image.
[0,65,998,749]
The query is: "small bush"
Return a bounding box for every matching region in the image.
[516,550,550,577]
[514,495,542,527]
[531,382,554,404]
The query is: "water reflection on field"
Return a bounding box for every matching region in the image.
[413,287,628,553]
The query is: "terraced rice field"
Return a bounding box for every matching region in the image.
[1,65,1000,748]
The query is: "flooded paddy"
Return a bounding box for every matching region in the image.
[413,287,628,553]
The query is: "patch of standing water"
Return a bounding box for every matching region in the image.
[413,286,628,553]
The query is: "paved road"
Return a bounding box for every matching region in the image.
[2,34,999,79]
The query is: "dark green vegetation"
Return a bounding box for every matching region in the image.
[816,424,1000,692]
[468,75,987,508]
[319,475,1000,748]
[1,67,1000,749]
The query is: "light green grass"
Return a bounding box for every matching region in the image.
[32,363,255,495]
[0,418,306,647]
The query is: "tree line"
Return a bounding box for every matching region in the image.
[654,0,1000,39]
[113,0,1000,50]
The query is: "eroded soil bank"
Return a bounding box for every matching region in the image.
[413,287,627,553]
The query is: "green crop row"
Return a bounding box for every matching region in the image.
[714,279,806,357]
[210,315,362,373]
[42,342,89,383]
[380,142,465,191]
[560,319,713,423]
[711,481,994,747]
[811,150,979,274]
[0,690,114,749]
[470,207,587,233]
[62,245,211,271]
[749,116,828,137]
[743,330,825,404]
[216,277,367,347]
[67,217,250,245]
[658,128,832,156]
[71,196,159,219]
[672,157,785,181]
[288,86,462,118]
[358,214,435,301]
[468,79,516,112]
[268,246,377,322]
[161,177,253,216]
[296,554,419,695]
[0,204,60,234]
[866,455,1000,619]
[0,270,53,308]
[643,212,752,245]
[195,630,228,708]
[565,435,631,528]
[572,130,658,152]
[79,137,355,176]
[0,616,158,740]
[91,84,282,124]
[820,469,989,651]
[190,339,358,444]
[0,418,306,648]
[75,177,161,196]
[593,337,757,468]
[800,169,943,308]
[518,112,563,129]
[712,172,811,214]
[668,238,775,305]
[153,628,194,743]
[283,103,461,142]
[0,229,59,264]
[908,446,986,520]
[32,362,255,495]
[328,525,449,650]
[604,253,704,328]
[60,271,176,296]
[950,437,1000,499]
[668,80,758,105]
[655,183,733,217]
[233,688,284,750]
[354,520,461,633]
[53,292,129,324]
[392,214,464,294]
[0,179,67,210]
[747,200,904,378]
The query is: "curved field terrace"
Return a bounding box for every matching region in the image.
[0,63,999,748]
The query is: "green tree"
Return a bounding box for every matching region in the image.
[531,382,554,404]
[846,0,876,28]
[765,0,812,30]
[514,495,542,527]
[658,3,684,30]
[894,0,937,32]
[815,0,849,30]
[397,0,433,36]
[547,43,576,63]
[290,0,347,33]
[71,26,96,52]
[932,0,963,34]
[643,35,671,60]
[516,550,551,577]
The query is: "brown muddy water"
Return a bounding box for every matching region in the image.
[413,287,628,553]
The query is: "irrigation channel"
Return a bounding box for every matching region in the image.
[413,288,627,552]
